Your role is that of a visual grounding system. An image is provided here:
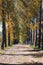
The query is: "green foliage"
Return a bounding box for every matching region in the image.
[31,45,41,50]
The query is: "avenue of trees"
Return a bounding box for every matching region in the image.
[0,0,43,50]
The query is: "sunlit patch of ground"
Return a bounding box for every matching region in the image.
[0,44,43,64]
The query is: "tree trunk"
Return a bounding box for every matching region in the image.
[32,30,34,45]
[35,28,37,46]
[8,14,10,46]
[1,0,7,49]
[8,30,10,46]
[42,33,43,50]
[31,30,32,44]
[1,22,7,49]
[38,2,42,48]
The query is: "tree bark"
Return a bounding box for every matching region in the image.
[35,28,37,46]
[1,0,7,49]
[42,33,43,50]
[8,14,10,46]
[8,30,10,46]
[38,2,42,48]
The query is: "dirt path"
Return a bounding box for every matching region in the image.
[0,44,43,64]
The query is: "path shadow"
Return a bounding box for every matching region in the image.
[0,63,43,65]
[1,52,43,58]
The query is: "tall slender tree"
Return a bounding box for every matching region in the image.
[1,0,7,49]
[6,0,14,46]
[38,0,42,48]
[41,0,43,50]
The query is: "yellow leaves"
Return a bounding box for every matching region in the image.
[28,12,33,17]
[29,23,33,30]
[32,25,36,30]
[30,0,41,8]
[27,22,39,31]
[27,12,34,19]
[6,15,14,44]
[34,22,39,28]
[0,0,40,44]
[26,0,41,19]
[0,0,2,5]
